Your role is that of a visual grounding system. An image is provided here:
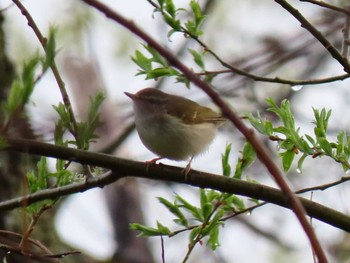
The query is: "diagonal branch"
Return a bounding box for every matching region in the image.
[275,0,350,73]
[80,0,327,261]
[11,0,80,143]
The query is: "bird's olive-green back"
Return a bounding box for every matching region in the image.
[165,93,225,125]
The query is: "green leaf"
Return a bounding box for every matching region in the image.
[297,153,308,173]
[132,50,152,72]
[158,197,188,227]
[190,0,205,25]
[189,225,202,242]
[27,157,48,194]
[267,98,295,129]
[44,27,58,68]
[189,49,205,69]
[221,144,232,177]
[176,194,203,222]
[234,142,256,179]
[164,0,176,17]
[130,222,171,237]
[146,67,179,79]
[318,137,333,156]
[246,113,271,135]
[281,150,295,172]
[206,223,221,250]
[305,134,316,146]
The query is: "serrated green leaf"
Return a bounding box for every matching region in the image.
[132,50,152,72]
[164,0,176,17]
[176,194,203,221]
[158,197,188,227]
[246,114,265,134]
[44,27,58,68]
[189,49,205,69]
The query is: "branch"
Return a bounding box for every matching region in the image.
[203,70,350,86]
[1,137,350,234]
[80,0,327,261]
[11,0,80,143]
[300,0,350,16]
[275,0,350,73]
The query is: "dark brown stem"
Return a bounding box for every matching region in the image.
[1,137,350,234]
[300,0,350,16]
[11,0,80,146]
[275,0,350,75]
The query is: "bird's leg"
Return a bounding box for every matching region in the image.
[145,157,164,173]
[183,155,194,181]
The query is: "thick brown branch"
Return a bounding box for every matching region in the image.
[1,137,350,234]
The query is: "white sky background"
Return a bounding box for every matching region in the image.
[3,0,350,262]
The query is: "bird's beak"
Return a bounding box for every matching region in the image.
[124,92,137,100]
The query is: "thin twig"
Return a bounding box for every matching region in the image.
[11,0,80,144]
[300,0,350,16]
[296,176,350,194]
[80,1,327,261]
[197,70,350,86]
[19,204,52,249]
[275,0,350,75]
[341,5,350,59]
[160,235,165,263]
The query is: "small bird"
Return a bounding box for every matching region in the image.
[125,88,225,174]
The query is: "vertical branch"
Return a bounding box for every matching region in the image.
[342,6,350,59]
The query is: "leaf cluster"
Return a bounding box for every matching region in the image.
[26,157,74,215]
[151,0,205,38]
[133,1,210,87]
[131,144,255,259]
[0,27,57,132]
[247,98,350,173]
[53,92,105,150]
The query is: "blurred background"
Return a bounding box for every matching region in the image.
[1,0,350,262]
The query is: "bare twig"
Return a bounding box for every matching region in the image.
[341,6,350,59]
[275,0,350,75]
[19,204,52,249]
[296,176,350,194]
[197,70,350,86]
[300,0,350,16]
[80,0,327,261]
